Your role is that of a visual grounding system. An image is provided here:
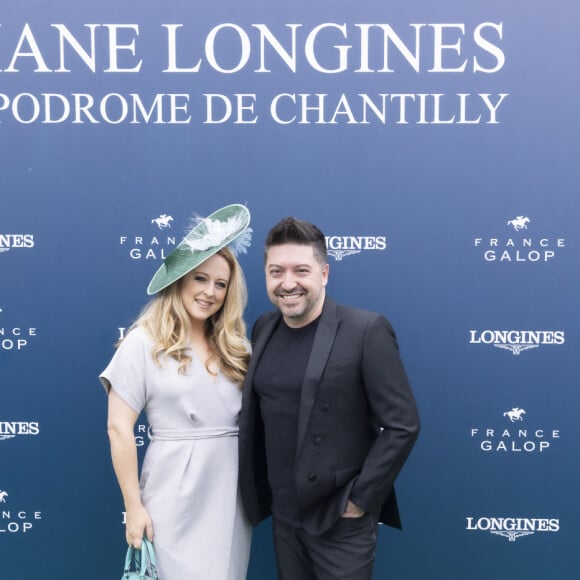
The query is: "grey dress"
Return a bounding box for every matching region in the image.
[100,327,251,580]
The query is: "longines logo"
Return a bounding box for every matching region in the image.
[466,516,559,542]
[0,422,40,441]
[0,488,42,534]
[0,307,37,351]
[469,329,565,355]
[325,235,387,261]
[0,234,35,253]
[119,213,176,260]
[473,215,565,262]
[470,407,559,453]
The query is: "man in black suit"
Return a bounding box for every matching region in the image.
[239,217,419,580]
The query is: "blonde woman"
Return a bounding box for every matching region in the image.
[101,205,252,580]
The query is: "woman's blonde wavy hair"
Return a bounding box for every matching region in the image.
[129,247,249,385]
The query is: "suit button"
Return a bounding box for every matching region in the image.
[313,437,322,446]
[308,472,317,482]
[321,403,331,412]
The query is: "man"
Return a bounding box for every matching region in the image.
[239,217,419,580]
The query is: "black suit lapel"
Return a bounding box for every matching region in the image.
[296,299,338,455]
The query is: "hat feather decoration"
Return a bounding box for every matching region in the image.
[146,204,251,295]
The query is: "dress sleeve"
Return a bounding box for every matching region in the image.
[99,327,150,414]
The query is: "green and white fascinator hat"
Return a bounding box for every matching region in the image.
[146,204,252,295]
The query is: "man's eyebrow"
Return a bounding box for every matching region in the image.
[267,263,312,269]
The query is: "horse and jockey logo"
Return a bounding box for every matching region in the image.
[474,215,565,262]
[119,214,177,260]
[504,407,526,422]
[507,216,530,231]
[151,214,173,229]
[0,489,43,533]
[471,407,559,454]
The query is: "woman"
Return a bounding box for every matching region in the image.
[100,204,252,580]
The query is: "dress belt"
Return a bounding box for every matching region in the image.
[149,426,239,441]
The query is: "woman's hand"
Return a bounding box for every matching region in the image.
[125,503,154,548]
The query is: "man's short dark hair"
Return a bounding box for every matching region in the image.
[265,217,328,265]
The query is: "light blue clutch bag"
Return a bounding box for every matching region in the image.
[122,538,159,579]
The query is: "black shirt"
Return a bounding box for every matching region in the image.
[253,317,318,526]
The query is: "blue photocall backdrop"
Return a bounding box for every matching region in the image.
[1,1,578,578]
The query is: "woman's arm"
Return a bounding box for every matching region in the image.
[107,389,154,548]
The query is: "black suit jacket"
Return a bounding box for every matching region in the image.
[238,297,420,535]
